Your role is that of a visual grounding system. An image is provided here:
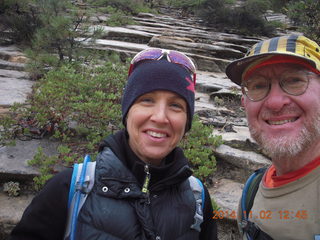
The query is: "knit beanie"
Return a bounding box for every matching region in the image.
[121,59,195,131]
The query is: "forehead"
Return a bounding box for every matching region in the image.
[249,63,307,76]
[140,90,186,101]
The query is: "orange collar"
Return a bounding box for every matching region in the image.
[263,156,320,188]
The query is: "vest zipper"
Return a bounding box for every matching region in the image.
[142,164,151,203]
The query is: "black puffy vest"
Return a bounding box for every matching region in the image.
[75,148,200,240]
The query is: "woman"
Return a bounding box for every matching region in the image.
[10,48,218,240]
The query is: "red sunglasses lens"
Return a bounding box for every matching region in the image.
[168,51,196,74]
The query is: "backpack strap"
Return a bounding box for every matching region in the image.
[188,176,205,232]
[239,167,271,240]
[64,155,96,240]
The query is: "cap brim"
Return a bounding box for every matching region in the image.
[226,52,317,85]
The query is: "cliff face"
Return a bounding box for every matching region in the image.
[0,7,294,239]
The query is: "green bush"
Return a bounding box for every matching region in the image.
[103,6,135,26]
[180,115,223,182]
[197,0,277,36]
[286,0,320,42]
[90,0,156,15]
[0,0,41,43]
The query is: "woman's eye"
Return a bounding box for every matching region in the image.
[140,97,153,103]
[170,102,185,110]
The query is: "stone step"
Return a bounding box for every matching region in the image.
[149,35,244,60]
[209,178,242,240]
[0,59,25,72]
[0,192,34,239]
[214,144,270,182]
[0,45,26,62]
[0,45,27,72]
[0,75,33,106]
[0,69,29,80]
[0,139,59,182]
[90,25,155,44]
[81,37,231,72]
[196,71,239,93]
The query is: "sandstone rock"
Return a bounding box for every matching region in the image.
[0,192,34,239]
[0,139,59,181]
[215,144,270,172]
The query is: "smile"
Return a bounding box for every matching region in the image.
[146,130,167,138]
[267,117,298,125]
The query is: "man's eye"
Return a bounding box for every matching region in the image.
[248,82,268,91]
[284,77,306,85]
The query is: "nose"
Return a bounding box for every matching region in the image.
[150,103,169,124]
[263,81,291,111]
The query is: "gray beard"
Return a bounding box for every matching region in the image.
[249,113,320,160]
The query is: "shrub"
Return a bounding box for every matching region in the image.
[286,0,320,42]
[197,0,277,36]
[0,0,41,43]
[180,115,223,183]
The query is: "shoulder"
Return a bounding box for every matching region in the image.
[45,167,73,189]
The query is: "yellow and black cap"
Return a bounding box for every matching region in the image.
[226,34,320,85]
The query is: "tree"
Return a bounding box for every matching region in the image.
[286,0,320,42]
[0,0,41,43]
[23,0,102,78]
[197,0,276,36]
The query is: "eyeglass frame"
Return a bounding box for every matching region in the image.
[241,69,318,102]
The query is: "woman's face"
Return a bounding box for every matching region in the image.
[126,90,187,166]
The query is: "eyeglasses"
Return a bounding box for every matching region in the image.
[242,70,315,101]
[128,48,197,84]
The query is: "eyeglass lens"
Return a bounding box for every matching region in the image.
[242,70,310,101]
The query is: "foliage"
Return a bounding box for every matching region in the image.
[103,6,135,26]
[27,147,57,190]
[269,0,290,12]
[180,115,223,183]
[167,0,206,15]
[0,0,41,43]
[3,181,20,197]
[89,0,156,15]
[197,0,277,36]
[211,198,220,211]
[16,61,124,189]
[285,0,320,42]
[1,0,105,78]
[0,114,16,146]
[24,0,103,79]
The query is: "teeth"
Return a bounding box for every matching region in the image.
[267,118,296,125]
[147,130,166,138]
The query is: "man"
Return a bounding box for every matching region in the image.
[226,34,320,240]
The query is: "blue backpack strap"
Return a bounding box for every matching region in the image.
[64,155,96,240]
[188,176,204,232]
[240,167,267,239]
[68,163,79,207]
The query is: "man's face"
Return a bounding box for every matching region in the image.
[242,63,320,159]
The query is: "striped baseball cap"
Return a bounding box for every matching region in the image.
[226,34,320,85]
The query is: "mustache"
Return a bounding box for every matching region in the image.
[260,106,301,119]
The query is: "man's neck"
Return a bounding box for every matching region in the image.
[272,143,320,176]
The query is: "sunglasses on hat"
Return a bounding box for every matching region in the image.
[128,48,197,84]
